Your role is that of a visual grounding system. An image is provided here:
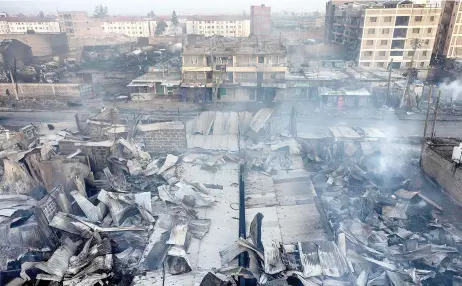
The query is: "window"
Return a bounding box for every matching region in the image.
[382,28,390,34]
[415,16,422,21]
[379,51,386,56]
[368,28,375,34]
[362,62,371,67]
[366,40,374,45]
[425,39,430,45]
[420,62,425,68]
[190,57,198,64]
[381,40,387,45]
[390,50,404,56]
[423,51,427,56]
[384,16,392,22]
[258,56,264,63]
[408,51,414,56]
[405,62,411,68]
[412,28,420,33]
[370,17,377,23]
[427,28,432,33]
[430,16,435,21]
[364,51,373,56]
[377,62,385,68]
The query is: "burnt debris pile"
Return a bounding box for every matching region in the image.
[0,118,226,285]
[303,139,462,285]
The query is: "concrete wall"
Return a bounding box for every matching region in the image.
[0,33,69,58]
[139,121,187,154]
[421,142,462,204]
[0,83,82,98]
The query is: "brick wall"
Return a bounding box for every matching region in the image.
[139,121,187,154]
[421,143,462,204]
[0,83,82,98]
[58,140,111,172]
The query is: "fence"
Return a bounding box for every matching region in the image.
[0,83,84,98]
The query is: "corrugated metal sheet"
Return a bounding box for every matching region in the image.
[328,127,362,140]
[360,127,386,139]
[342,88,371,96]
[317,241,348,277]
[249,108,273,133]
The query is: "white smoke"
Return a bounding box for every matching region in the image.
[439,79,462,102]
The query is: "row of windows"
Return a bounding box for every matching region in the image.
[10,26,53,31]
[369,15,435,23]
[103,26,144,30]
[366,27,433,34]
[192,20,240,24]
[362,61,427,68]
[9,22,55,25]
[365,39,431,46]
[363,50,429,57]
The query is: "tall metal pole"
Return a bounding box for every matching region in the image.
[420,85,433,165]
[422,85,433,139]
[430,90,442,141]
[386,58,393,106]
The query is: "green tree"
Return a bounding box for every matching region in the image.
[94,5,108,18]
[147,11,156,18]
[155,20,168,35]
[171,10,178,27]
[38,11,45,18]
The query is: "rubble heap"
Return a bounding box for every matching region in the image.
[0,120,224,285]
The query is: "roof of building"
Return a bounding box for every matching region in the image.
[102,16,151,22]
[183,36,286,55]
[2,17,58,22]
[186,15,249,21]
[0,39,30,52]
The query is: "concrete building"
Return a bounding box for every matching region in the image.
[327,1,441,69]
[102,16,152,37]
[325,1,351,43]
[127,72,182,101]
[250,4,271,39]
[0,17,61,34]
[0,33,69,59]
[181,37,287,102]
[149,16,184,36]
[58,11,103,37]
[185,16,250,37]
[0,39,33,70]
[434,0,462,59]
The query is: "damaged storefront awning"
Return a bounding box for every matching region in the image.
[239,82,258,87]
[161,80,181,87]
[127,82,155,88]
[261,83,287,88]
[342,88,371,96]
[180,83,206,88]
[287,81,310,88]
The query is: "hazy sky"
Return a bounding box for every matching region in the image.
[1,0,326,15]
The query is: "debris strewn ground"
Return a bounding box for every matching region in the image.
[1,106,462,286]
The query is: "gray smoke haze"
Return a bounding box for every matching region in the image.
[439,79,462,101]
[0,0,326,15]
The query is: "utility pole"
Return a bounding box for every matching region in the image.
[420,85,433,165]
[386,58,393,106]
[430,90,441,141]
[401,38,420,108]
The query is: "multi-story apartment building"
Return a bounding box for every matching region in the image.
[102,17,152,37]
[434,0,462,59]
[250,4,271,38]
[0,17,61,34]
[181,37,287,102]
[58,11,103,37]
[328,1,440,69]
[185,16,250,37]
